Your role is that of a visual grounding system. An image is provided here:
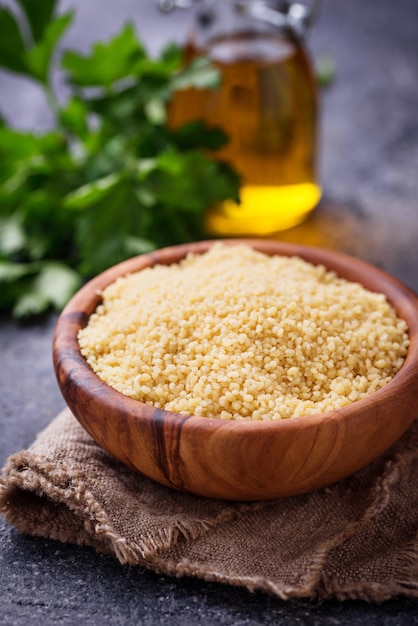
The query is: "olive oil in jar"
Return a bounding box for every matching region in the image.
[169,31,321,235]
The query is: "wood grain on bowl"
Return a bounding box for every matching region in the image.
[53,240,418,500]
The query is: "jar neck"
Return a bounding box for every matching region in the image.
[194,2,278,44]
[159,1,320,40]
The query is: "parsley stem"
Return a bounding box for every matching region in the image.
[43,83,61,123]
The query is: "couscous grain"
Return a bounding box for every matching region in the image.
[78,244,409,420]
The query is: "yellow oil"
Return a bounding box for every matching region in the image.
[169,31,321,236]
[207,183,321,235]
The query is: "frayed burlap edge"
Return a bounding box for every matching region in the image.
[0,450,239,566]
[1,411,418,604]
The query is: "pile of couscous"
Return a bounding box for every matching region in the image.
[78,244,409,420]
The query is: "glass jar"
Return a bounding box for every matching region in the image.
[161,0,321,236]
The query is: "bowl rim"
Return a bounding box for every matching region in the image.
[53,239,418,434]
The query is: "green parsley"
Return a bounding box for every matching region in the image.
[0,1,240,318]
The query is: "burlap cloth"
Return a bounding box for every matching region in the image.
[1,408,418,603]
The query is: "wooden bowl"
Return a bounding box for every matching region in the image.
[53,240,418,500]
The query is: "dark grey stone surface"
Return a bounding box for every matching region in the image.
[1,0,418,623]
